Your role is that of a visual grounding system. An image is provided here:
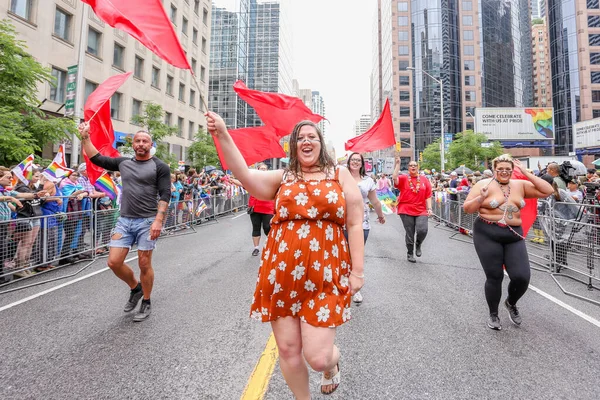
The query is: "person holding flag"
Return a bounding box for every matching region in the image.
[79,122,171,322]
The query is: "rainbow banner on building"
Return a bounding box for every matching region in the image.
[11,154,35,185]
[93,172,118,200]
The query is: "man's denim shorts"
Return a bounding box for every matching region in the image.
[110,217,157,251]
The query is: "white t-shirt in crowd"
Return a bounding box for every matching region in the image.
[357,176,377,230]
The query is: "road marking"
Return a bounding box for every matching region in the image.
[0,256,138,313]
[241,333,279,400]
[232,213,247,220]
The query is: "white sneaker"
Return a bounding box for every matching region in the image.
[352,292,363,304]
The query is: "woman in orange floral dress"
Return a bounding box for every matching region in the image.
[206,113,364,399]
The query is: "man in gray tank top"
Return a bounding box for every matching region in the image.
[79,123,171,322]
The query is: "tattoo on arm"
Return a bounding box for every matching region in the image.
[155,200,168,222]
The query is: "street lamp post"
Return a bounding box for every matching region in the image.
[407,67,445,170]
[466,111,476,133]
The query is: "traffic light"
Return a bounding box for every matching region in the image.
[419,152,423,162]
[283,142,289,152]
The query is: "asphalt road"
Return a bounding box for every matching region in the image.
[2,212,600,399]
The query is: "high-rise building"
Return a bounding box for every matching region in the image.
[371,0,533,169]
[547,0,600,155]
[531,0,545,19]
[2,0,210,164]
[532,20,552,109]
[311,91,326,137]
[354,115,372,137]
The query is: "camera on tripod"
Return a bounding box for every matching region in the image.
[583,181,600,202]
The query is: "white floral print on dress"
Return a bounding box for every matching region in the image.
[317,305,330,322]
[294,249,302,259]
[342,307,352,322]
[297,222,310,239]
[278,261,287,271]
[290,301,302,315]
[268,269,276,284]
[295,192,309,206]
[325,191,338,204]
[279,206,288,218]
[276,300,285,308]
[290,290,298,299]
[304,279,316,291]
[309,238,320,251]
[312,260,321,271]
[336,206,344,218]
[325,225,334,241]
[291,264,305,281]
[283,189,292,196]
[308,299,315,309]
[273,282,282,294]
[278,241,288,253]
[332,245,339,258]
[323,266,333,282]
[313,188,321,195]
[307,206,319,218]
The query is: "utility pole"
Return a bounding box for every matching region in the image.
[71,3,89,167]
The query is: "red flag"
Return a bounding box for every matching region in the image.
[512,167,538,237]
[213,126,286,170]
[345,99,395,153]
[82,0,192,70]
[83,72,132,184]
[233,81,325,137]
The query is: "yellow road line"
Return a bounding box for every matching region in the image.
[241,332,279,400]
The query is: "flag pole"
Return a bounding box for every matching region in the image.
[191,73,209,112]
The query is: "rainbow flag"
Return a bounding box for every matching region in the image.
[43,146,73,182]
[195,199,208,216]
[93,172,118,200]
[11,154,35,185]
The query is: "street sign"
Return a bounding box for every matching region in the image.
[65,65,78,117]
[481,142,492,148]
[444,133,453,152]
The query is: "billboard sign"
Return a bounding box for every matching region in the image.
[65,65,78,117]
[475,108,554,140]
[574,118,600,149]
[444,133,453,153]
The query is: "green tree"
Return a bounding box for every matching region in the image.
[130,102,179,169]
[187,128,220,170]
[0,20,76,166]
[421,138,442,172]
[446,130,504,171]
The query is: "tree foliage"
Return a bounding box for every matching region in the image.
[421,138,442,172]
[446,130,504,171]
[0,20,76,166]
[187,128,220,170]
[130,102,179,169]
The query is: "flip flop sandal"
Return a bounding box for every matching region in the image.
[320,363,341,395]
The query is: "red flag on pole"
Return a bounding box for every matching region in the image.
[82,0,192,70]
[213,126,286,170]
[345,99,395,153]
[83,72,132,184]
[233,81,325,137]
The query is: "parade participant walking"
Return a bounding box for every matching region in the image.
[206,112,364,399]
[392,157,433,263]
[463,154,552,330]
[79,123,171,322]
[231,163,275,256]
[346,152,385,304]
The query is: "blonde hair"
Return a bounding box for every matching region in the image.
[492,154,514,170]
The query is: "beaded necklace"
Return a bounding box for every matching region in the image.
[408,175,421,193]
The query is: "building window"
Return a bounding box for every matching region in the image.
[465,91,476,101]
[113,43,125,69]
[87,27,101,57]
[166,75,174,95]
[464,60,475,70]
[188,121,195,140]
[177,117,184,137]
[591,34,600,46]
[54,8,72,42]
[593,90,600,102]
[164,112,172,126]
[463,1,472,10]
[466,106,476,115]
[132,99,142,119]
[398,31,409,41]
[194,0,200,14]
[399,107,410,117]
[463,15,473,26]
[179,83,185,102]
[588,0,599,9]
[398,16,408,26]
[589,15,600,28]
[592,71,600,84]
[464,75,475,86]
[203,8,209,25]
[192,28,198,45]
[399,60,410,70]
[10,0,33,21]
[399,76,410,85]
[399,91,410,101]
[464,45,474,55]
[190,89,196,107]
[191,58,197,74]
[201,37,207,53]
[400,123,410,132]
[84,80,97,104]
[398,45,409,55]
[151,66,160,88]
[397,2,408,11]
[591,53,600,65]
[170,4,177,24]
[463,30,473,41]
[50,67,66,103]
[182,17,188,35]
[111,92,122,119]
[200,66,206,82]
[594,109,600,118]
[134,56,144,80]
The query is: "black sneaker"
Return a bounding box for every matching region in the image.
[487,314,502,330]
[504,299,522,326]
[415,244,422,257]
[407,253,416,263]
[252,248,260,257]
[124,285,143,312]
[133,301,151,322]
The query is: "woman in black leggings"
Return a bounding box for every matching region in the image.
[464,155,552,330]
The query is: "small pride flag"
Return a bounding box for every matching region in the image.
[11,154,35,185]
[93,172,118,200]
[195,199,208,217]
[43,146,73,182]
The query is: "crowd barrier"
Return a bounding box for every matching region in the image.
[0,191,250,286]
[431,192,600,305]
